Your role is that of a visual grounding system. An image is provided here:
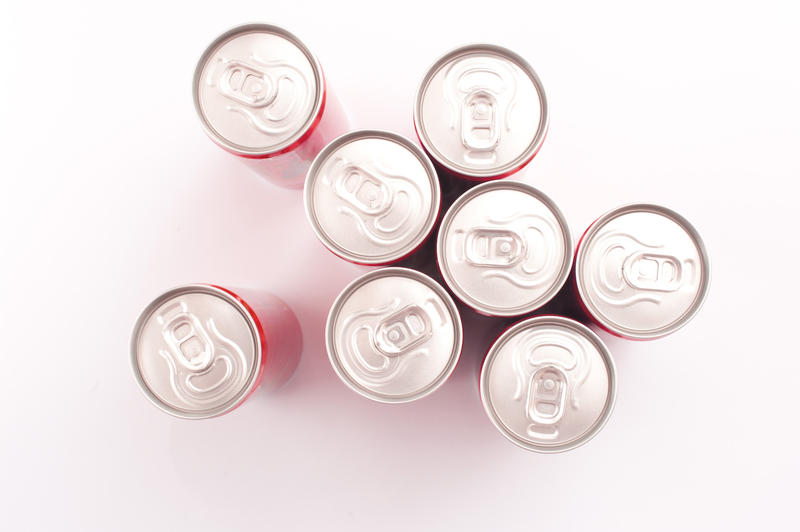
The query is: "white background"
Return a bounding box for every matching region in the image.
[2,1,798,530]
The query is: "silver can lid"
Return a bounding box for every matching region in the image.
[305,130,441,265]
[326,268,462,403]
[414,44,548,179]
[130,285,262,419]
[575,204,710,339]
[481,316,616,453]
[437,181,572,316]
[193,23,323,157]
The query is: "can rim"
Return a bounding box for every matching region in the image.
[575,203,711,340]
[304,129,442,265]
[436,180,573,316]
[192,22,325,157]
[325,267,463,403]
[130,284,263,419]
[413,43,549,179]
[479,315,617,453]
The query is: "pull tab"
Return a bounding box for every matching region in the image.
[461,90,500,154]
[374,305,432,356]
[218,60,274,108]
[623,252,683,292]
[464,228,524,267]
[157,302,214,371]
[526,366,567,426]
[334,164,392,215]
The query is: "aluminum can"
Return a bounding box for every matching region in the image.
[414,44,548,181]
[131,284,301,418]
[305,130,441,265]
[193,23,347,188]
[437,181,572,316]
[574,204,710,340]
[481,315,616,453]
[326,268,462,403]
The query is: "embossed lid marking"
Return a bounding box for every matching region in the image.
[131,285,261,419]
[326,268,462,403]
[193,23,323,157]
[437,181,572,316]
[575,204,710,339]
[305,130,441,265]
[415,44,548,179]
[481,316,616,453]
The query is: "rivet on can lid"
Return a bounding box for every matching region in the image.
[414,44,548,179]
[130,285,262,419]
[437,181,573,316]
[193,23,324,157]
[304,130,441,265]
[480,316,616,453]
[575,204,711,339]
[326,268,463,403]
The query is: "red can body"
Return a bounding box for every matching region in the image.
[131,284,302,419]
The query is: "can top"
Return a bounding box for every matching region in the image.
[414,44,548,179]
[193,23,324,157]
[326,268,462,403]
[437,181,572,316]
[130,285,262,419]
[481,316,616,453]
[305,130,441,265]
[575,204,710,339]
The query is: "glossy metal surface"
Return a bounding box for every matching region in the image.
[326,268,462,403]
[131,285,261,419]
[437,181,572,316]
[305,131,440,264]
[575,204,710,339]
[415,44,548,179]
[193,23,323,157]
[481,316,616,453]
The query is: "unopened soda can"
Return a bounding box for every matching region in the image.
[574,204,710,340]
[326,268,462,403]
[481,315,616,453]
[437,181,572,317]
[131,284,301,419]
[304,130,441,265]
[193,23,347,188]
[414,44,548,181]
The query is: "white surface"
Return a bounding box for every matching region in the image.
[1,1,798,530]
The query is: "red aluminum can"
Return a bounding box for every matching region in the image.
[304,130,441,266]
[573,204,710,340]
[193,23,348,189]
[414,44,548,182]
[130,284,302,418]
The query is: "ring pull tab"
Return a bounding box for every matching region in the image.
[217,60,275,108]
[464,228,524,267]
[461,90,500,156]
[334,163,393,216]
[622,252,683,292]
[157,302,214,372]
[526,366,568,429]
[374,305,433,357]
